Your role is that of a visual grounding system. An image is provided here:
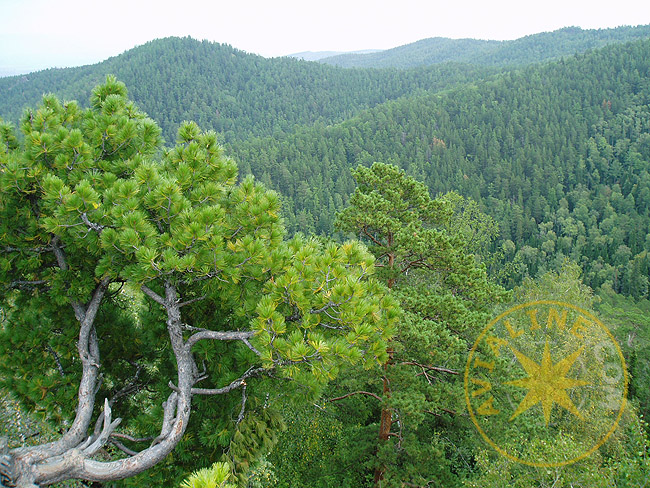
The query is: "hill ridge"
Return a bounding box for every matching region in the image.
[319,24,650,68]
[0,36,497,144]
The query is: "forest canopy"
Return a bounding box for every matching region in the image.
[1,28,650,488]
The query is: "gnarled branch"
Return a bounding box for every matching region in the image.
[185,329,256,349]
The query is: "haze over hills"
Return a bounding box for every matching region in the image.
[286,51,347,61]
[287,49,383,61]
[319,24,650,68]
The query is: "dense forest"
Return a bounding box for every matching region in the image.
[0,37,499,144]
[3,25,650,143]
[230,38,650,300]
[1,26,650,488]
[319,24,650,68]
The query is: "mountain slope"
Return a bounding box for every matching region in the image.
[321,37,499,68]
[320,24,650,68]
[0,37,496,144]
[229,39,650,296]
[3,33,650,298]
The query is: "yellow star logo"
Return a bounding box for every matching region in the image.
[506,341,589,425]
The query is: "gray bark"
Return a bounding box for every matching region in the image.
[4,277,259,487]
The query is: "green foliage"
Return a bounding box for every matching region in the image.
[438,191,500,256]
[4,34,650,305]
[231,38,650,299]
[243,457,278,488]
[269,405,354,488]
[464,377,650,488]
[2,27,650,488]
[180,462,236,488]
[0,77,398,486]
[597,286,650,421]
[463,264,650,487]
[0,75,161,427]
[279,163,508,486]
[0,37,496,145]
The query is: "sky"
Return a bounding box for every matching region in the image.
[1,0,650,75]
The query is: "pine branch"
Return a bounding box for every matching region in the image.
[362,226,385,247]
[185,329,256,349]
[400,361,458,375]
[80,213,105,233]
[45,344,65,377]
[170,366,270,396]
[81,399,122,457]
[2,245,54,254]
[177,294,206,308]
[7,280,48,290]
[108,440,138,457]
[236,384,247,425]
[151,392,178,447]
[140,285,165,306]
[109,434,154,444]
[327,390,382,403]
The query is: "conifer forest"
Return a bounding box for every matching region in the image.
[1,25,650,488]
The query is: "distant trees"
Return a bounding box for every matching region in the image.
[231,39,650,299]
[0,37,494,145]
[319,25,650,68]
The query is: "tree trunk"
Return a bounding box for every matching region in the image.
[374,244,396,486]
[373,352,393,487]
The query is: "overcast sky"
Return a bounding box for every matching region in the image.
[1,0,649,75]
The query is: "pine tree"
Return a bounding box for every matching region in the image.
[333,163,507,486]
[0,78,398,487]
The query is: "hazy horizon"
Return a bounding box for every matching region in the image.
[2,0,649,77]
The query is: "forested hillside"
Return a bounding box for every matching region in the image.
[0,37,497,143]
[320,24,650,68]
[320,37,500,68]
[3,26,650,145]
[2,28,650,488]
[230,38,650,298]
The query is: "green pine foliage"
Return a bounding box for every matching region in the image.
[282,163,509,486]
[180,462,236,488]
[0,77,398,486]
